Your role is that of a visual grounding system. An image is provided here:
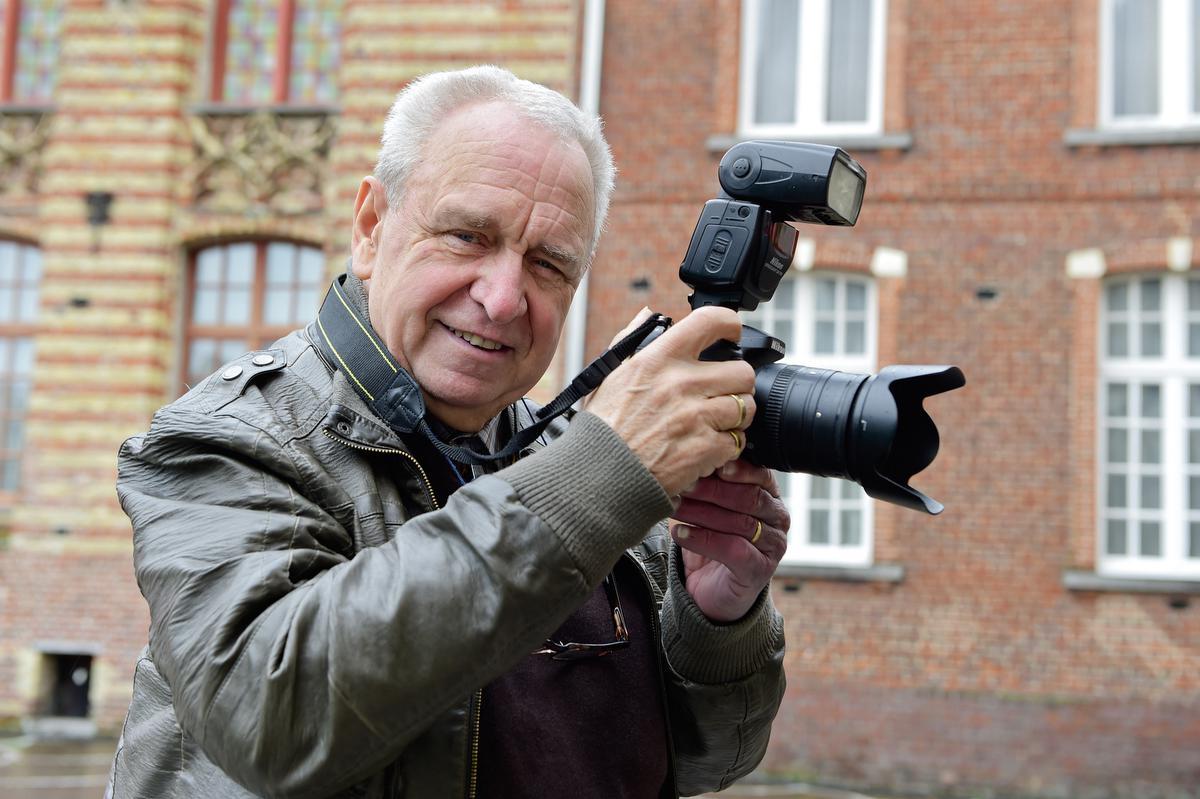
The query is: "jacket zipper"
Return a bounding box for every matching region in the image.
[466,688,483,798]
[321,428,440,512]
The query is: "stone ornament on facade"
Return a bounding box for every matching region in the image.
[186,109,336,216]
[0,110,49,198]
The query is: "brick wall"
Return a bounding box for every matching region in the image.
[0,0,582,733]
[593,0,1200,796]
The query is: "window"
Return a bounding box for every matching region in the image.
[1099,274,1200,578]
[742,272,877,566]
[1100,0,1200,127]
[184,241,326,388]
[739,0,887,137]
[209,0,341,105]
[0,240,39,492]
[0,0,63,104]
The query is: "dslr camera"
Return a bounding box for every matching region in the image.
[679,141,964,514]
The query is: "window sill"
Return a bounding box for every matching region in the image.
[1062,570,1200,595]
[773,562,904,584]
[0,103,53,114]
[188,102,341,117]
[1063,126,1200,147]
[706,132,913,153]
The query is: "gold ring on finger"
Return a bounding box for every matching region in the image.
[751,519,763,545]
[728,429,743,450]
[729,393,747,428]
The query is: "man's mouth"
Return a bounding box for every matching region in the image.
[445,324,505,351]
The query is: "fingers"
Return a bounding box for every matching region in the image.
[647,305,743,360]
[670,516,787,575]
[606,306,654,348]
[678,468,790,528]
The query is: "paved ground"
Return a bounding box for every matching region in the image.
[0,736,113,799]
[0,735,883,798]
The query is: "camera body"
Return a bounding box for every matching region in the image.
[679,141,964,514]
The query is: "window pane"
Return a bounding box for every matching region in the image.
[224,0,279,104]
[1191,384,1200,417]
[775,278,795,311]
[754,0,799,125]
[844,320,865,354]
[295,288,319,322]
[1112,0,1160,117]
[811,475,831,499]
[263,287,292,326]
[192,287,220,326]
[227,243,256,285]
[1106,281,1129,311]
[1140,322,1162,356]
[1139,522,1161,556]
[809,509,829,544]
[814,320,836,353]
[289,0,342,104]
[1194,0,1200,112]
[775,319,793,347]
[1190,278,1200,310]
[840,510,862,545]
[840,480,859,499]
[1107,322,1129,357]
[1190,430,1200,464]
[298,246,325,284]
[1140,475,1160,508]
[196,247,222,285]
[1190,323,1200,357]
[1140,430,1161,464]
[220,339,247,362]
[18,288,37,322]
[14,0,63,104]
[1107,519,1128,554]
[845,281,867,311]
[1141,384,1161,417]
[826,0,872,123]
[815,279,837,311]
[5,420,22,450]
[0,242,15,282]
[1140,278,1162,311]
[1107,473,1127,507]
[1191,522,1200,558]
[13,339,34,375]
[1107,383,1128,417]
[1108,428,1128,462]
[1191,476,1200,510]
[2,459,18,492]
[225,287,251,325]
[266,242,297,285]
[20,247,41,282]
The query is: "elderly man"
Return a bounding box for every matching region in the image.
[107,66,789,798]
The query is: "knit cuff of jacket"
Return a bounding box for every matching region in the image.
[502,410,675,587]
[660,544,785,684]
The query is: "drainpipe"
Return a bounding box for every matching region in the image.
[563,0,605,386]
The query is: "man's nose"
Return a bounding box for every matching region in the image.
[469,250,528,323]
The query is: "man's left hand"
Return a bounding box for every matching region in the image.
[670,459,790,622]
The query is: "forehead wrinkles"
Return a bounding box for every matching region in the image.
[428,126,593,253]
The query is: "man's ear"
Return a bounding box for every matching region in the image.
[350,176,389,281]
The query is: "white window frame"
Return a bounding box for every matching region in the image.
[1099,0,1200,128]
[742,270,878,567]
[1098,273,1200,579]
[738,0,888,138]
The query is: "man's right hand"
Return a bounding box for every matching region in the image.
[585,306,757,498]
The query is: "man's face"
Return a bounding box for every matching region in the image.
[351,101,595,432]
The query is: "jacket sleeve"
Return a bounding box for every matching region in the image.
[120,403,673,799]
[659,544,787,796]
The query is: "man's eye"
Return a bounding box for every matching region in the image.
[448,231,481,245]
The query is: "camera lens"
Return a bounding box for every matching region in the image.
[743,362,965,514]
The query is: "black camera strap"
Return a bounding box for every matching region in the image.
[312,274,669,466]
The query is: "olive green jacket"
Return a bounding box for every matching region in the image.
[106,319,785,798]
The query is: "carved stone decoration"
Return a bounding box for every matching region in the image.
[186,109,337,215]
[0,110,49,198]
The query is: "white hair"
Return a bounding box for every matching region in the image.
[374,65,615,261]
